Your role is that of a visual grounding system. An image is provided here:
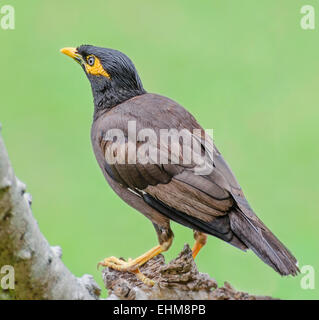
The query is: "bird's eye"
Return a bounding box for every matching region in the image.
[87,56,95,66]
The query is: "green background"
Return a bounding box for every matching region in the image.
[1,0,318,299]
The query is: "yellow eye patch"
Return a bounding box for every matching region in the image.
[85,55,110,79]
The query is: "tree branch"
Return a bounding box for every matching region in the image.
[0,126,101,300]
[103,244,276,300]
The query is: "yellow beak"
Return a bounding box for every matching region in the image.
[60,47,83,63]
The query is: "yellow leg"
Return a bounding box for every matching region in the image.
[98,238,172,286]
[192,231,207,259]
[100,245,163,272]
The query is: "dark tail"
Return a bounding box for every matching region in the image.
[229,209,299,276]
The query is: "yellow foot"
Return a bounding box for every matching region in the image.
[98,254,159,287]
[98,256,139,272]
[97,243,170,286]
[132,268,155,286]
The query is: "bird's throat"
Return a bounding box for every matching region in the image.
[93,86,146,120]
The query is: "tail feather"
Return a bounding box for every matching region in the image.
[229,209,299,276]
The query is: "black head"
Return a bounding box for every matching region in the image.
[61,45,146,114]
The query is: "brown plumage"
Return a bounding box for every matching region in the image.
[61,45,299,284]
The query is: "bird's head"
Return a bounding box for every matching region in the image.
[60,45,146,112]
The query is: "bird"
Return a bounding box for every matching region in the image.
[60,45,299,285]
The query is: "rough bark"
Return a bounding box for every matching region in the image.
[0,125,276,300]
[103,244,276,300]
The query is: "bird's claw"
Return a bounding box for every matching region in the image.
[97,256,155,286]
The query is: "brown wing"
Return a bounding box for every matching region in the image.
[92,93,298,275]
[93,93,246,249]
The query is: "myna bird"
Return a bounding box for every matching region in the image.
[61,45,299,285]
